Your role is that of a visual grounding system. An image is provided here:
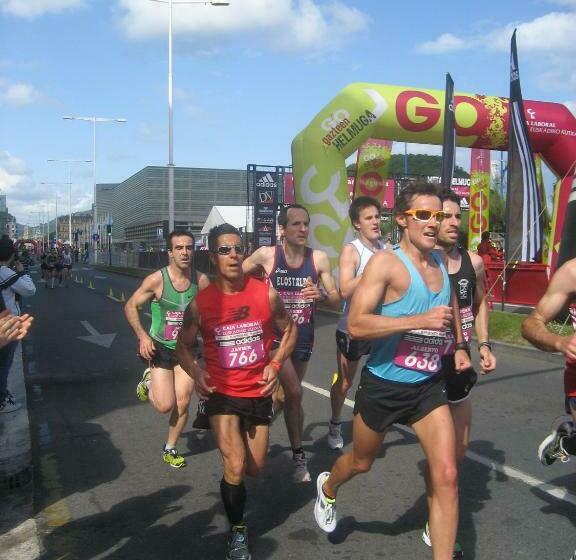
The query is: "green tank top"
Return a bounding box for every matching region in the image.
[149,267,198,350]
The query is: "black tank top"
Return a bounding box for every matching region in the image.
[449,246,476,343]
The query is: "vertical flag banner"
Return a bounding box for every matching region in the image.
[440,73,455,189]
[468,148,491,251]
[353,139,394,208]
[505,29,543,262]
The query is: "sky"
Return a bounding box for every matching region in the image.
[1,0,575,225]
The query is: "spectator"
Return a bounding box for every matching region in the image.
[477,231,502,261]
[0,238,36,413]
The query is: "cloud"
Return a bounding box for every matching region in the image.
[115,0,370,52]
[0,80,46,106]
[417,33,468,54]
[0,0,85,18]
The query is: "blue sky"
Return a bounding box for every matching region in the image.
[1,0,575,224]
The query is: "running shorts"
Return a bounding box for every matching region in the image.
[353,367,447,432]
[196,393,273,431]
[442,353,478,404]
[336,329,371,362]
[140,344,179,370]
[55,263,63,271]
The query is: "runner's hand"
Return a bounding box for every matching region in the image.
[138,335,156,361]
[454,348,471,373]
[479,347,496,375]
[259,364,279,396]
[557,334,576,362]
[301,276,323,301]
[193,365,215,399]
[420,306,452,331]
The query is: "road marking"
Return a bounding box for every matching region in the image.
[77,320,116,349]
[301,380,576,507]
[95,275,107,279]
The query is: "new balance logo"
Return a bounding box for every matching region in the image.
[256,173,276,187]
[225,306,250,322]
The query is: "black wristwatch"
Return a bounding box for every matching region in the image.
[454,342,470,352]
[478,341,492,351]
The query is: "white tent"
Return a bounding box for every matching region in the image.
[200,206,253,235]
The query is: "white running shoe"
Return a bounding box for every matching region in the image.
[0,394,22,414]
[327,421,344,449]
[292,451,311,482]
[538,417,574,466]
[314,472,337,533]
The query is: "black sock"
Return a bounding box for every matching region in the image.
[292,447,304,457]
[562,434,576,456]
[220,478,246,526]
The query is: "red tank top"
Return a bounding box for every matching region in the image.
[196,276,275,397]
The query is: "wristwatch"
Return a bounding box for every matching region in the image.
[454,342,470,352]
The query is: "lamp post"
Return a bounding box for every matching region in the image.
[40,183,67,243]
[63,115,127,262]
[150,0,229,232]
[47,159,91,245]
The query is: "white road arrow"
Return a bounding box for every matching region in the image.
[78,321,116,349]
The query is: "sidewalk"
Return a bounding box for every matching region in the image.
[0,344,41,560]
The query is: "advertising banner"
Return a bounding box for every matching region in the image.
[284,173,295,204]
[291,81,576,274]
[505,30,543,263]
[353,138,394,208]
[468,149,491,251]
[253,171,279,248]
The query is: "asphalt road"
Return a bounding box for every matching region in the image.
[22,265,576,559]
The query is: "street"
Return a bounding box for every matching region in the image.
[22,265,576,559]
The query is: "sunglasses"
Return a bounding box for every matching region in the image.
[403,209,446,222]
[214,245,245,256]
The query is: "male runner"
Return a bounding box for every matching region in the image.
[314,183,471,560]
[125,230,209,468]
[61,246,73,287]
[46,248,58,288]
[176,223,297,560]
[328,195,385,449]
[421,188,497,556]
[522,257,576,465]
[242,203,340,482]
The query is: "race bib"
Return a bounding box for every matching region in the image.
[164,310,184,340]
[393,329,450,374]
[278,290,313,325]
[214,320,266,369]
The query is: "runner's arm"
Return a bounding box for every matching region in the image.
[196,271,210,290]
[348,252,453,339]
[242,246,271,276]
[338,243,362,299]
[124,272,160,358]
[522,260,576,358]
[301,250,340,310]
[470,252,496,373]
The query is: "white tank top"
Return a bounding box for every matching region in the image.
[336,238,384,333]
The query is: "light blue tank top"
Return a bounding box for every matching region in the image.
[365,247,451,384]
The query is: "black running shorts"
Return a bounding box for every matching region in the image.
[442,354,478,404]
[199,392,273,431]
[353,367,448,432]
[336,329,371,362]
[140,344,179,370]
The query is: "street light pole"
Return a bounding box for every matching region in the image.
[150,0,229,233]
[63,115,127,262]
[47,159,91,245]
[40,183,69,243]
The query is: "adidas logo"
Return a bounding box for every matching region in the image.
[256,173,276,187]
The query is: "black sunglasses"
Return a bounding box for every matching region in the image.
[214,245,245,256]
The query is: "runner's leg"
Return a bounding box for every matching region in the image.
[450,399,472,463]
[413,405,458,560]
[242,423,269,477]
[278,356,304,450]
[147,366,176,414]
[166,365,194,447]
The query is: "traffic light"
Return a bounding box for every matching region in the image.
[106,224,112,237]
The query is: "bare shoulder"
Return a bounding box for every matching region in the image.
[340,242,359,263]
[312,248,331,271]
[550,258,576,294]
[467,250,485,271]
[142,269,163,290]
[364,249,398,275]
[251,245,276,265]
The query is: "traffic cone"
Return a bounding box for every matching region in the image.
[79,277,83,285]
[120,292,126,303]
[108,288,114,298]
[88,281,94,290]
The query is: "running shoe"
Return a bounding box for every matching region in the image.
[537,418,574,466]
[327,420,344,450]
[292,451,311,483]
[422,522,464,558]
[226,524,251,560]
[314,472,337,533]
[162,447,186,469]
[0,393,22,414]
[569,549,576,560]
[136,368,151,402]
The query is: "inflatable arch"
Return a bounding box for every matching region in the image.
[291,83,576,273]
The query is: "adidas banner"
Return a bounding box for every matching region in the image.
[253,171,279,247]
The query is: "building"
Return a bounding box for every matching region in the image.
[104,166,248,250]
[0,193,8,237]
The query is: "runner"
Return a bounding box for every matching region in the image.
[522,257,576,466]
[61,246,73,287]
[54,248,64,287]
[242,203,340,482]
[176,223,297,560]
[423,188,497,557]
[328,195,385,449]
[314,183,471,560]
[46,249,57,289]
[124,229,209,468]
